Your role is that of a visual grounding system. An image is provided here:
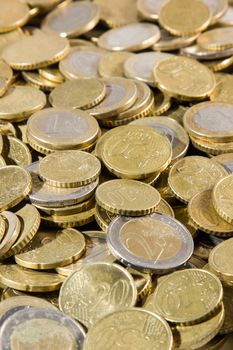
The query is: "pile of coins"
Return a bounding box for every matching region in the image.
[0,0,233,349]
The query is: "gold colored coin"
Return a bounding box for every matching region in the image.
[39,66,65,84]
[137,0,166,21]
[184,102,233,143]
[94,0,138,27]
[39,150,101,187]
[212,175,233,224]
[49,78,106,110]
[213,153,233,174]
[0,121,16,137]
[220,285,233,334]
[158,0,211,36]
[0,166,32,211]
[0,211,21,260]
[3,204,40,259]
[95,204,115,231]
[96,179,161,216]
[59,262,137,328]
[190,135,233,155]
[205,0,228,24]
[152,90,171,115]
[102,125,172,179]
[0,264,64,292]
[153,29,198,52]
[156,198,175,217]
[0,85,46,122]
[188,190,233,236]
[2,136,32,167]
[0,156,6,168]
[128,268,152,302]
[15,228,86,270]
[153,56,216,101]
[0,29,26,56]
[88,77,137,119]
[204,56,233,72]
[0,60,13,97]
[98,23,161,52]
[98,51,134,78]
[42,1,100,37]
[0,215,6,242]
[173,206,197,237]
[2,30,70,70]
[152,269,223,324]
[22,71,59,92]
[168,156,227,204]
[0,0,30,33]
[209,237,233,283]
[210,73,233,104]
[197,27,233,51]
[84,308,173,350]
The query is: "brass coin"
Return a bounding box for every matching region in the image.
[158,0,211,36]
[220,285,233,334]
[96,179,161,216]
[0,166,32,211]
[49,78,106,110]
[0,121,16,138]
[152,269,223,324]
[204,0,228,23]
[98,51,133,79]
[2,30,70,70]
[42,1,100,37]
[0,29,26,57]
[22,71,59,92]
[168,156,227,204]
[212,175,233,224]
[39,150,101,187]
[213,153,233,174]
[184,102,233,143]
[0,85,46,122]
[181,44,233,61]
[188,190,233,236]
[220,5,233,25]
[0,156,6,168]
[59,262,137,328]
[0,60,13,97]
[39,66,65,84]
[204,56,233,73]
[152,90,171,115]
[0,264,64,292]
[210,73,233,104]
[156,198,175,217]
[102,125,172,179]
[137,0,166,21]
[209,237,233,283]
[2,136,32,167]
[0,212,21,260]
[197,27,233,51]
[190,135,233,155]
[199,335,229,350]
[173,206,197,238]
[95,203,115,231]
[0,0,30,33]
[153,56,216,101]
[84,308,173,350]
[98,23,161,52]
[153,29,198,52]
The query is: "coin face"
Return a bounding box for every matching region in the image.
[98,51,134,78]
[0,0,30,33]
[2,136,32,167]
[152,269,223,323]
[197,27,233,51]
[209,237,233,282]
[213,153,233,174]
[59,262,137,328]
[212,175,233,224]
[210,73,233,104]
[98,23,161,52]
[107,214,194,273]
[84,308,173,350]
[96,179,161,216]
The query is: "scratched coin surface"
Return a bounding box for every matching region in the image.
[152,269,223,324]
[38,150,101,188]
[153,56,216,101]
[59,262,137,328]
[0,166,32,211]
[212,175,233,224]
[102,125,172,179]
[84,308,173,350]
[95,179,161,216]
[209,238,233,283]
[168,156,227,203]
[107,214,194,273]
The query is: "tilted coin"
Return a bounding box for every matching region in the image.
[198,335,229,350]
[88,77,137,119]
[0,212,21,260]
[197,27,233,51]
[194,234,226,261]
[0,307,85,350]
[210,74,233,104]
[102,125,172,179]
[39,150,101,187]
[158,0,211,36]
[152,269,223,324]
[183,102,233,142]
[181,44,233,60]
[2,30,70,70]
[22,71,59,92]
[39,66,65,84]
[0,166,32,211]
[220,4,233,25]
[152,90,172,115]
[0,122,16,138]
[59,262,137,328]
[0,29,26,56]
[27,162,98,208]
[0,0,30,33]
[220,285,233,334]
[107,214,193,273]
[15,228,86,270]
[0,85,46,122]
[98,51,134,78]
[59,46,105,79]
[94,203,115,231]
[212,175,233,224]
[204,0,228,23]
[137,0,166,21]
[204,56,233,73]
[42,1,100,37]
[96,179,161,216]
[0,60,13,97]
[49,78,106,110]
[209,237,233,283]
[168,156,227,203]
[213,153,233,174]
[0,265,64,292]
[153,29,198,52]
[190,135,233,155]
[173,206,197,238]
[153,56,216,101]
[124,52,172,86]
[188,190,233,236]
[2,136,32,167]
[84,308,173,350]
[0,215,6,242]
[130,117,189,162]
[98,23,161,52]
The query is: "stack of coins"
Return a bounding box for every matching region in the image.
[0,0,232,348]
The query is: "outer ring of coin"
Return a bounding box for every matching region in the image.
[0,307,86,350]
[153,33,199,51]
[212,175,233,224]
[209,238,233,283]
[0,215,6,242]
[107,214,194,273]
[181,44,233,60]
[190,135,233,155]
